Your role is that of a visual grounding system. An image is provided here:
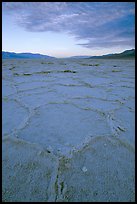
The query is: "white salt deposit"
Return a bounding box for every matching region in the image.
[2,58,135,202]
[82,166,87,173]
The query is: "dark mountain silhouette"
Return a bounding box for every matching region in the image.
[69,49,135,59]
[89,49,135,59]
[2,51,55,59]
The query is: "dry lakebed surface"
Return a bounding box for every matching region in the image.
[2,58,135,202]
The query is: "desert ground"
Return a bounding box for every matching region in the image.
[2,58,135,202]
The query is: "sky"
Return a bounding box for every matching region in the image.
[2,2,135,58]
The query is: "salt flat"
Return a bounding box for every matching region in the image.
[2,58,135,202]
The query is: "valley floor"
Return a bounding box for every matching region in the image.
[2,58,135,202]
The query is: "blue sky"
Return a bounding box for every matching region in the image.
[2,2,135,58]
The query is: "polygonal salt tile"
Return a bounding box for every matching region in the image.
[18,103,111,155]
[57,136,135,202]
[2,136,58,202]
[2,100,29,136]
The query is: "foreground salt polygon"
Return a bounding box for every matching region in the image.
[2,58,135,202]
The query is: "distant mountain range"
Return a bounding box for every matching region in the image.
[2,49,135,59]
[68,56,91,59]
[2,51,55,59]
[89,49,135,59]
[69,49,135,59]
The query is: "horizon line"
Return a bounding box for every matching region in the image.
[2,48,135,58]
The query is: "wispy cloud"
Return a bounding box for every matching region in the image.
[2,2,135,49]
